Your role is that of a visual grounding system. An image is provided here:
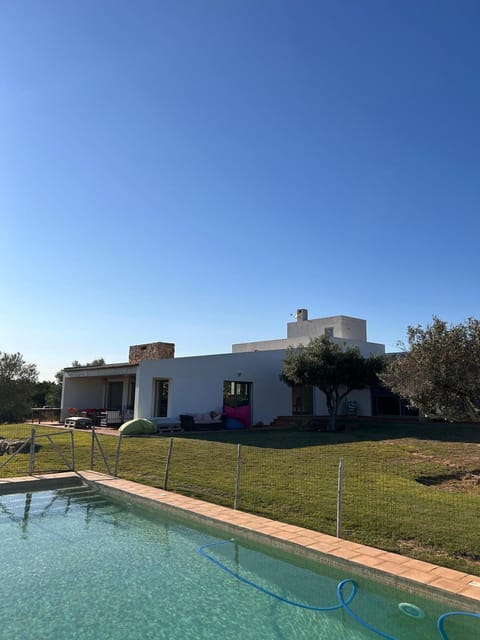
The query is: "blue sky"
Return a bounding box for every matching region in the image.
[1,0,479,381]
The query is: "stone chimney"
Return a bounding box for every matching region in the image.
[129,342,175,364]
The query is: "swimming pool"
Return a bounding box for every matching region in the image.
[0,484,477,639]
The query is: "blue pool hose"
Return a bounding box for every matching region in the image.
[198,540,480,640]
[437,611,480,640]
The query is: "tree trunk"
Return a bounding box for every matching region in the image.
[327,397,339,431]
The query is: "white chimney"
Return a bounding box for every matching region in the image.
[296,309,308,321]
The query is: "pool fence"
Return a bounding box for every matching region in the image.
[0,424,478,571]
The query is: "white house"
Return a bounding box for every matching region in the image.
[61,310,387,427]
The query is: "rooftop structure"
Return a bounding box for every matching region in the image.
[232,309,383,357]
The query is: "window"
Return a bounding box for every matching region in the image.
[127,379,136,410]
[154,379,169,417]
[107,381,123,410]
[292,385,313,415]
[324,327,334,338]
[223,381,251,407]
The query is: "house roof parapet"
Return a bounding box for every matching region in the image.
[64,363,137,378]
[64,362,135,372]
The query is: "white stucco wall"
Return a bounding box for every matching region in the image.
[287,316,367,341]
[61,378,105,420]
[233,315,376,354]
[135,348,375,424]
[135,349,292,425]
[62,349,375,424]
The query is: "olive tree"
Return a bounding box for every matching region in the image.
[281,335,384,431]
[0,352,39,422]
[380,317,480,422]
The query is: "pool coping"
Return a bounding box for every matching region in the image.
[0,471,83,494]
[3,471,480,608]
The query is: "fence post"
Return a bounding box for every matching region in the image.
[28,428,36,475]
[92,430,112,476]
[70,429,75,471]
[234,444,242,510]
[163,438,174,490]
[90,428,95,470]
[336,458,344,538]
[113,433,123,478]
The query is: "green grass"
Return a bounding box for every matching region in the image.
[1,420,479,576]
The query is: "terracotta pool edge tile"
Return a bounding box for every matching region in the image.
[459,585,480,599]
[344,554,388,569]
[430,566,473,581]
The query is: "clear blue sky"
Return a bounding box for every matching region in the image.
[1,0,479,381]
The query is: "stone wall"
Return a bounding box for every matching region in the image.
[129,342,175,364]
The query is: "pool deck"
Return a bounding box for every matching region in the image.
[3,471,480,608]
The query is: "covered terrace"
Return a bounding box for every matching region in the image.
[61,363,138,426]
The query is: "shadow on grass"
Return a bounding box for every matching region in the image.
[173,419,480,449]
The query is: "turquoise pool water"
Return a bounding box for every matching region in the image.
[0,485,477,639]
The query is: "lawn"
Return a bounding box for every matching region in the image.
[1,420,479,576]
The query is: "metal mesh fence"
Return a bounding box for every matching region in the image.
[2,425,479,573]
[0,424,75,477]
[341,456,480,564]
[238,446,339,535]
[114,436,480,572]
[167,439,238,502]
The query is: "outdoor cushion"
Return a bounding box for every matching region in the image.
[223,404,251,428]
[192,412,222,423]
[225,417,245,429]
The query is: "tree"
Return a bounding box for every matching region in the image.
[281,336,384,431]
[380,317,480,422]
[68,358,105,369]
[0,352,39,422]
[32,381,55,406]
[31,380,62,408]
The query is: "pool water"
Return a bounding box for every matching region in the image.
[0,486,477,639]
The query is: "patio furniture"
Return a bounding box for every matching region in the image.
[98,410,123,427]
[65,416,93,429]
[179,413,224,431]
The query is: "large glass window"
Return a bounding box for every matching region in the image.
[223,381,251,407]
[292,385,313,415]
[154,379,169,417]
[127,379,136,410]
[107,381,123,410]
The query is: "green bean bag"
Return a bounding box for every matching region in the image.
[119,418,157,435]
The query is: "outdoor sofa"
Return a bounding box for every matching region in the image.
[179,412,224,431]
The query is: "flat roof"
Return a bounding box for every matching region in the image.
[64,362,136,372]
